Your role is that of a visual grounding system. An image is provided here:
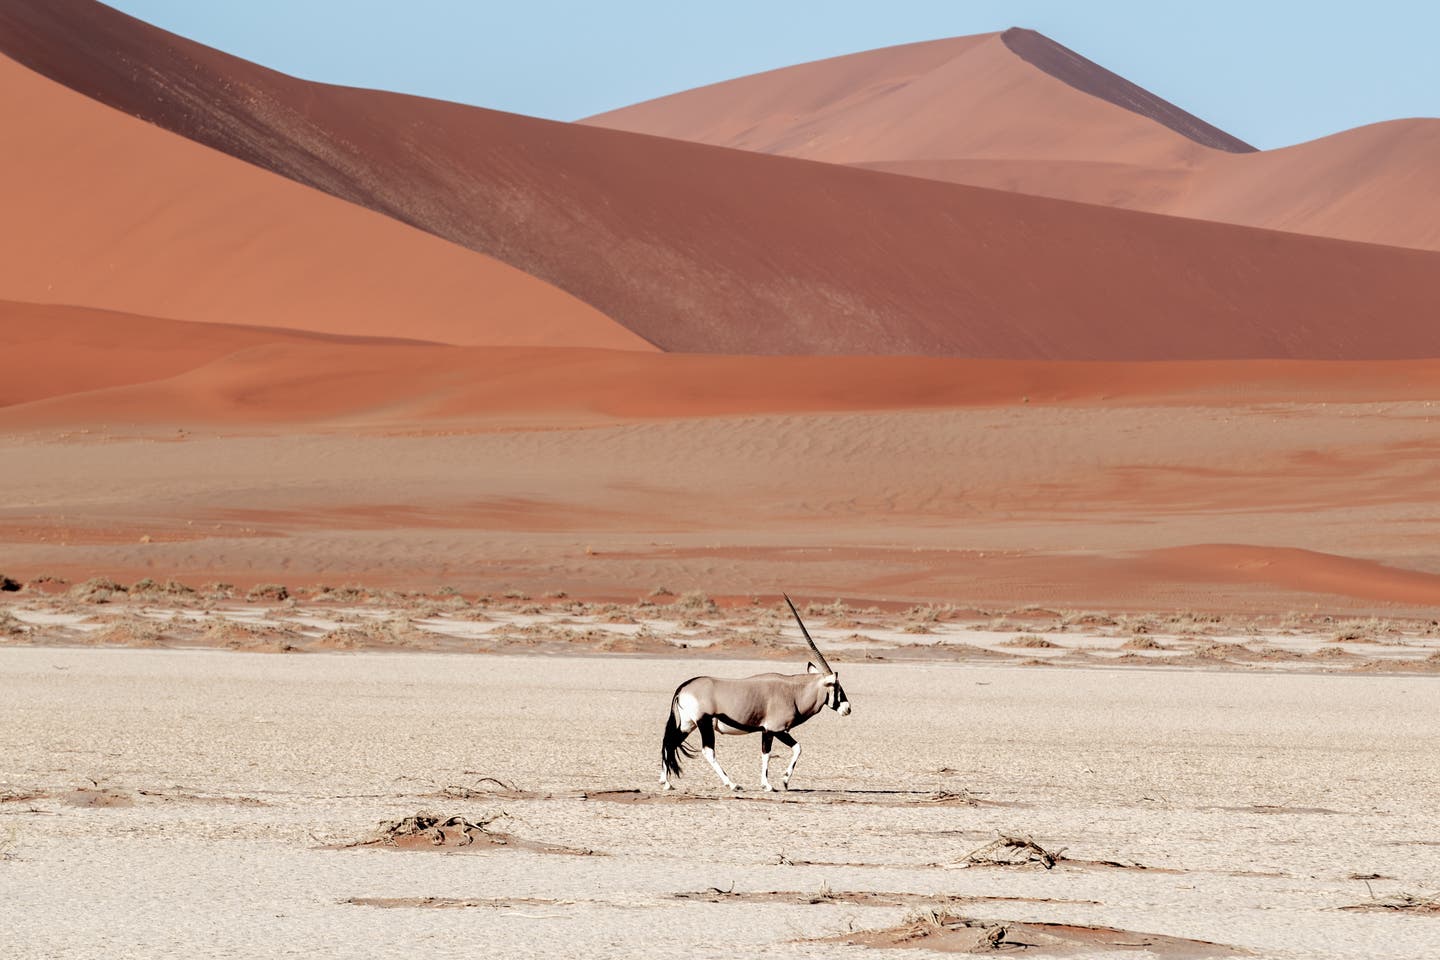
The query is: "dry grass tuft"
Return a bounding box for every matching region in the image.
[246,583,289,602]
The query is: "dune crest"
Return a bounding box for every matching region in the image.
[582,30,1247,168]
[587,28,1440,253]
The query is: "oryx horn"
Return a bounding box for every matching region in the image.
[783,593,832,674]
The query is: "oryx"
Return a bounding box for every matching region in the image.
[660,594,851,791]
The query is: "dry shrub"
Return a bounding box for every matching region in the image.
[0,575,21,592]
[368,811,507,848]
[197,619,304,652]
[1062,611,1117,628]
[1120,635,1167,650]
[246,583,288,602]
[0,610,28,637]
[69,577,128,603]
[1311,646,1358,660]
[676,591,718,615]
[312,585,368,603]
[999,635,1059,649]
[87,616,166,647]
[963,834,1064,869]
[200,582,236,600]
[906,605,950,624]
[1117,615,1160,635]
[317,617,430,650]
[596,604,642,627]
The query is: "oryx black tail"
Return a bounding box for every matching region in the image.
[661,682,698,777]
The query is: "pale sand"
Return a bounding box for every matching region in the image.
[2,648,1437,958]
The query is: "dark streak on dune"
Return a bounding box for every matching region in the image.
[8,0,1440,359]
[999,28,1255,153]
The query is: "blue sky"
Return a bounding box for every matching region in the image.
[105,1,1439,150]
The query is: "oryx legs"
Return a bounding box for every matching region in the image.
[776,730,802,789]
[698,717,741,791]
[758,731,801,791]
[760,731,774,791]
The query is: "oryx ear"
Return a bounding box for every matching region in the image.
[807,661,820,674]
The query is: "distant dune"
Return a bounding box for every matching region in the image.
[587,29,1440,253]
[8,1,1440,358]
[584,29,1250,167]
[8,306,1440,430]
[0,52,646,350]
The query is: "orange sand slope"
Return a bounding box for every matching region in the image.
[0,53,646,350]
[8,306,1440,429]
[586,29,1440,253]
[9,2,1440,358]
[0,301,431,408]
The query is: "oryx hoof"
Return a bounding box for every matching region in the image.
[660,782,674,792]
[727,782,743,792]
[761,783,775,792]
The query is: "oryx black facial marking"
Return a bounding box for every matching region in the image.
[660,593,851,791]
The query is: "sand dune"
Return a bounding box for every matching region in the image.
[0,53,646,349]
[587,29,1440,253]
[1138,544,1440,607]
[861,119,1440,253]
[0,301,431,409]
[584,29,1249,167]
[9,306,1440,429]
[9,1,1440,357]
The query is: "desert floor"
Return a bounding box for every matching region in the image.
[5,391,1440,612]
[2,643,1438,959]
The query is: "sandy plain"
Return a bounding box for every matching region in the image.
[5,388,1440,611]
[2,644,1438,959]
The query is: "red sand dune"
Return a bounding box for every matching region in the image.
[587,29,1440,253]
[1135,545,1440,608]
[585,29,1250,168]
[0,52,646,350]
[0,300,426,408]
[9,2,1440,358]
[8,307,1440,429]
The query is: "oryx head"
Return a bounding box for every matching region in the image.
[785,593,852,717]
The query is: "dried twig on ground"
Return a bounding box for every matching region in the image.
[1342,890,1440,913]
[962,834,1065,870]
